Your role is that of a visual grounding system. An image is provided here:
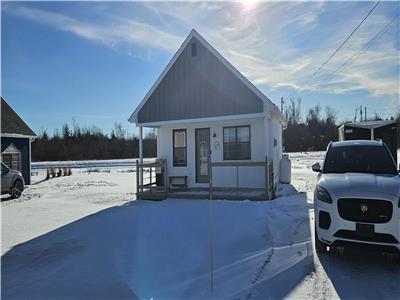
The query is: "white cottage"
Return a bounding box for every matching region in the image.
[129,30,284,200]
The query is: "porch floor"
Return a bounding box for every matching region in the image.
[137,187,269,201]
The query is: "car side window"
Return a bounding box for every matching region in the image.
[1,163,8,174]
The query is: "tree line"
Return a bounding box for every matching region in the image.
[32,102,398,160]
[282,97,399,152]
[32,122,156,162]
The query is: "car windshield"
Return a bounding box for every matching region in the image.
[323,145,397,174]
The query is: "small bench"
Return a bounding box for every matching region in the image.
[169,176,188,188]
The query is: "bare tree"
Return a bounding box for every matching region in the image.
[325,106,337,125]
[285,96,302,125]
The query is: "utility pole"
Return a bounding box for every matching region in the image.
[354,107,358,122]
[281,97,285,113]
[364,106,367,121]
[360,105,363,122]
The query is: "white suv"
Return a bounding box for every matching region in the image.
[312,140,400,255]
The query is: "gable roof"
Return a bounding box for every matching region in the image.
[1,97,36,137]
[129,29,282,125]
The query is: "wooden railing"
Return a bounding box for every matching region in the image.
[136,159,167,195]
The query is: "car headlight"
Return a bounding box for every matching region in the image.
[316,185,332,204]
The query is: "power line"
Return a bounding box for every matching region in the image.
[325,14,400,82]
[302,13,399,98]
[282,1,381,106]
[312,1,381,77]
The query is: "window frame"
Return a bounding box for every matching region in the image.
[223,125,251,160]
[173,129,187,167]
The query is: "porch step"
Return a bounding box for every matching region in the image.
[137,191,167,201]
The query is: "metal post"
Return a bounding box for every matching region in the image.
[236,166,239,196]
[265,156,269,200]
[136,159,139,198]
[163,159,167,194]
[208,150,214,292]
[139,126,143,191]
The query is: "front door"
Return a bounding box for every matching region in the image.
[195,128,210,183]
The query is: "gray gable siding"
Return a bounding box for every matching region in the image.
[137,37,264,124]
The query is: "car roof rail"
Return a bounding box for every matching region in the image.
[374,138,383,143]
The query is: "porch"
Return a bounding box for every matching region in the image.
[135,158,275,201]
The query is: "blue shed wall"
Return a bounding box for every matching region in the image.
[1,137,31,185]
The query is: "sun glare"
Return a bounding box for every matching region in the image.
[240,0,259,12]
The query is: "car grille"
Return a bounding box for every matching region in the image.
[334,230,399,244]
[337,198,393,223]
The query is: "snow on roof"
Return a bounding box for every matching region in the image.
[340,120,397,130]
[331,140,383,147]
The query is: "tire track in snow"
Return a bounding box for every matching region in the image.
[245,248,274,300]
[245,214,275,300]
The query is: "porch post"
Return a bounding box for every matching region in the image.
[139,126,143,190]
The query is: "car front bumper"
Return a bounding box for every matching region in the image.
[315,199,400,253]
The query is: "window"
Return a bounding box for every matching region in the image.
[223,126,251,160]
[173,129,187,166]
[2,144,21,171]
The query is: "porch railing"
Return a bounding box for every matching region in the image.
[135,157,274,200]
[208,157,274,200]
[135,159,167,195]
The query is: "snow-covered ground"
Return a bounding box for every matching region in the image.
[1,165,137,254]
[2,153,399,299]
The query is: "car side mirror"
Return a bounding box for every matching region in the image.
[312,162,321,173]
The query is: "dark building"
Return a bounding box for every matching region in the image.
[339,120,398,164]
[1,97,37,184]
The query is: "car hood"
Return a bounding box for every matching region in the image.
[319,173,400,198]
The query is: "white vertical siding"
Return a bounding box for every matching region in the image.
[157,116,266,188]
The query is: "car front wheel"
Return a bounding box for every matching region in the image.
[11,180,23,198]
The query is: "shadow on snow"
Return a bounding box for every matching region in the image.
[3,191,397,299]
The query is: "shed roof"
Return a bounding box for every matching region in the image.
[331,140,383,147]
[129,29,283,125]
[340,120,397,130]
[1,97,36,137]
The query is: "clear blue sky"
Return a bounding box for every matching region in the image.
[2,1,399,136]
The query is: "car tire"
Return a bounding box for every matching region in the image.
[315,225,328,253]
[11,180,23,199]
